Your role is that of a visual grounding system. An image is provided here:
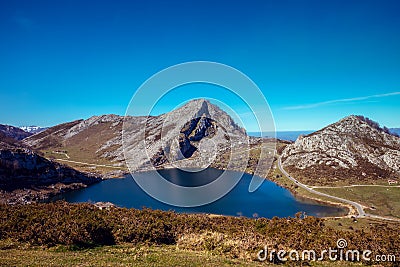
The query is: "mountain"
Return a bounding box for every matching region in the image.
[281,115,400,186]
[19,126,48,134]
[123,99,247,171]
[390,128,400,137]
[0,134,101,204]
[23,99,249,173]
[0,124,31,141]
[248,131,315,141]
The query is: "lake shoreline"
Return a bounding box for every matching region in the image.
[88,163,352,218]
[55,167,348,219]
[210,165,353,218]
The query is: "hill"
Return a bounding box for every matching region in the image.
[281,115,400,186]
[0,133,101,204]
[23,99,269,175]
[0,124,31,141]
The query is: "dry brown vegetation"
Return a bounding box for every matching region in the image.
[0,202,399,265]
[285,159,399,186]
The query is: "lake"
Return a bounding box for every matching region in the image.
[54,168,347,218]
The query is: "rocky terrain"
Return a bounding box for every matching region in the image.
[0,99,279,204]
[23,99,259,173]
[5,103,400,206]
[281,115,400,186]
[123,99,249,171]
[0,124,31,141]
[0,131,101,204]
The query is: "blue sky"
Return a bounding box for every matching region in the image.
[0,0,399,131]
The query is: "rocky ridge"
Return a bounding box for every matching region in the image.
[0,124,31,141]
[123,99,247,171]
[0,132,101,204]
[281,115,400,185]
[23,99,249,172]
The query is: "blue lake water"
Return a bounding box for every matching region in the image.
[54,168,346,218]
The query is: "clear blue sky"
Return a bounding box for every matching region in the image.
[1,0,399,131]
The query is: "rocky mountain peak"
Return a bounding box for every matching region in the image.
[308,115,398,142]
[282,115,400,186]
[158,99,245,136]
[169,99,211,121]
[123,99,247,170]
[193,99,211,118]
[23,99,248,172]
[312,115,367,135]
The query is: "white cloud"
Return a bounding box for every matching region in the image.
[283,91,400,110]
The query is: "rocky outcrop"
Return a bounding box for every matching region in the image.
[123,99,247,170]
[0,148,100,190]
[0,136,101,203]
[281,115,400,185]
[0,124,31,141]
[23,99,248,171]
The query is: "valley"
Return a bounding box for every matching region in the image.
[2,101,400,221]
[1,101,400,267]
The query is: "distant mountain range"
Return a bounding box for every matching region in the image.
[0,125,46,141]
[248,131,314,141]
[250,128,399,142]
[390,128,400,136]
[19,126,47,134]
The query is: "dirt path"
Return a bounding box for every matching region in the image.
[55,158,126,170]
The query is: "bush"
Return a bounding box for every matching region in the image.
[0,202,399,262]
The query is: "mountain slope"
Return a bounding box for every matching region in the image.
[0,134,101,203]
[281,115,400,186]
[123,99,247,171]
[0,124,31,141]
[23,100,248,172]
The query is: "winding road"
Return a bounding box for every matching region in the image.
[278,156,400,222]
[277,155,367,217]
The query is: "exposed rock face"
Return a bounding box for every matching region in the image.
[0,124,31,141]
[282,116,400,185]
[23,120,84,149]
[0,136,101,203]
[23,99,248,171]
[0,148,100,190]
[123,99,247,170]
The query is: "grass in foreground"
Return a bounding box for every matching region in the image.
[0,202,399,266]
[0,243,365,267]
